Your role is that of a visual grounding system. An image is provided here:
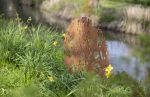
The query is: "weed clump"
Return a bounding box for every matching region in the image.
[64,17,109,75]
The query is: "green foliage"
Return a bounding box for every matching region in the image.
[68,72,145,97]
[0,18,63,81]
[111,0,150,6]
[134,34,150,97]
[101,0,127,8]
[0,17,146,97]
[0,17,83,97]
[100,14,116,23]
[134,34,150,62]
[31,0,44,4]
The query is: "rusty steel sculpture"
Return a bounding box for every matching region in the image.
[64,17,109,75]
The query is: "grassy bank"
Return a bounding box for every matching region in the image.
[0,17,148,97]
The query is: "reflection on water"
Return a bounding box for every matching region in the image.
[107,41,129,57]
[0,0,17,18]
[106,32,150,81]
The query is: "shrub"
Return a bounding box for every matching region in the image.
[64,17,109,75]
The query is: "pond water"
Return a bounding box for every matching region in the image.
[105,31,150,82]
[0,2,150,82]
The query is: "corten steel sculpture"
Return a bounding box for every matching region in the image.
[64,17,109,75]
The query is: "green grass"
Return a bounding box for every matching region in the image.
[0,17,147,97]
[0,17,83,97]
[110,0,150,6]
[101,0,128,8]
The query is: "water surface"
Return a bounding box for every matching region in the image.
[105,31,150,81]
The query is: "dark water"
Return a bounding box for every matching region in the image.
[0,2,150,82]
[0,0,17,18]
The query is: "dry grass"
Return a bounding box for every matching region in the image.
[122,5,150,34]
[124,6,150,22]
[99,0,150,34]
[64,17,109,75]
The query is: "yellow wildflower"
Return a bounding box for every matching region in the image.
[28,17,32,21]
[53,41,58,46]
[105,64,113,78]
[62,33,66,37]
[32,28,35,32]
[24,26,28,30]
[48,76,54,82]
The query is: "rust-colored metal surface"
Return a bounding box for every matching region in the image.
[64,17,109,75]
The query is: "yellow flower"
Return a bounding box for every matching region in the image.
[105,64,113,78]
[28,17,32,21]
[48,76,54,82]
[24,26,28,30]
[62,33,66,37]
[32,28,35,32]
[53,41,58,46]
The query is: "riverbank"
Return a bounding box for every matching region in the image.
[98,0,150,34]
[38,0,150,34]
[1,0,149,34]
